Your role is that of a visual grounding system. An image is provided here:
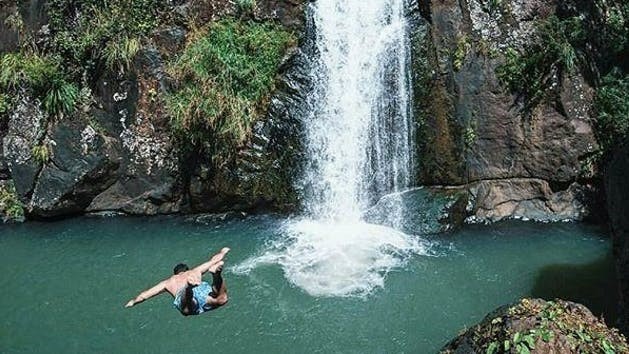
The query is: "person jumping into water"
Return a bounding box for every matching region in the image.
[125,247,230,316]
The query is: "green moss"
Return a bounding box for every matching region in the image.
[0,182,24,222]
[166,19,296,162]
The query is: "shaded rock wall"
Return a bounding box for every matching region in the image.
[410,0,601,223]
[606,141,629,333]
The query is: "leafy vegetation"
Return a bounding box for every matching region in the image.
[236,0,256,14]
[496,16,584,111]
[0,52,78,117]
[0,182,24,222]
[0,93,9,114]
[0,0,165,122]
[495,1,628,157]
[166,19,295,162]
[46,0,163,73]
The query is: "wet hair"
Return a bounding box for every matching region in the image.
[173,263,189,275]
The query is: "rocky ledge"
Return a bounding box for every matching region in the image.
[442,298,628,354]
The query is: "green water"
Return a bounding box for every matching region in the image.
[0,216,616,353]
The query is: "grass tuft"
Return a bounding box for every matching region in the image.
[166,19,295,161]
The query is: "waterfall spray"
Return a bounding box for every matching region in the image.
[235,0,429,297]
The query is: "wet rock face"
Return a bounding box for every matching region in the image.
[606,141,629,333]
[441,299,629,354]
[409,0,600,222]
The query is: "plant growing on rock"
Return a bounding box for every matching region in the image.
[0,52,78,117]
[0,182,24,222]
[496,16,584,112]
[31,144,50,163]
[166,19,295,163]
[236,0,256,15]
[47,0,163,73]
[102,36,141,72]
[453,35,471,71]
[442,299,629,354]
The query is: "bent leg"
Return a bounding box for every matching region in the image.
[206,263,228,308]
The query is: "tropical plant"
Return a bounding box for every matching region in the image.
[102,36,141,72]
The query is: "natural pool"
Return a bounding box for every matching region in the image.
[0,216,616,353]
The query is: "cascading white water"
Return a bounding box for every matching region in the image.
[234,0,429,297]
[302,0,414,222]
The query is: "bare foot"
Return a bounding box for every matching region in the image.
[208,247,230,264]
[208,261,224,274]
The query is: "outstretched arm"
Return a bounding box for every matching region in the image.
[125,281,167,308]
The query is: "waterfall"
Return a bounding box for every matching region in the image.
[301,0,414,223]
[234,0,429,297]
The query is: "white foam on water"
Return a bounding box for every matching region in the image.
[233,219,431,297]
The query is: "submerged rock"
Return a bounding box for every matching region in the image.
[441,298,628,354]
[363,187,468,235]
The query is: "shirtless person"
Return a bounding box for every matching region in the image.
[125,247,230,316]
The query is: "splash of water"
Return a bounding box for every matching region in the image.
[235,0,425,297]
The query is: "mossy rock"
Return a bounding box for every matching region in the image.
[441,298,628,354]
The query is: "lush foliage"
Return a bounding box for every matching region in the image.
[166,19,295,161]
[236,0,256,14]
[496,16,585,111]
[46,0,163,74]
[595,70,629,151]
[0,182,24,222]
[0,52,79,117]
[0,0,165,121]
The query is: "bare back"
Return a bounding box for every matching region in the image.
[163,270,202,297]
